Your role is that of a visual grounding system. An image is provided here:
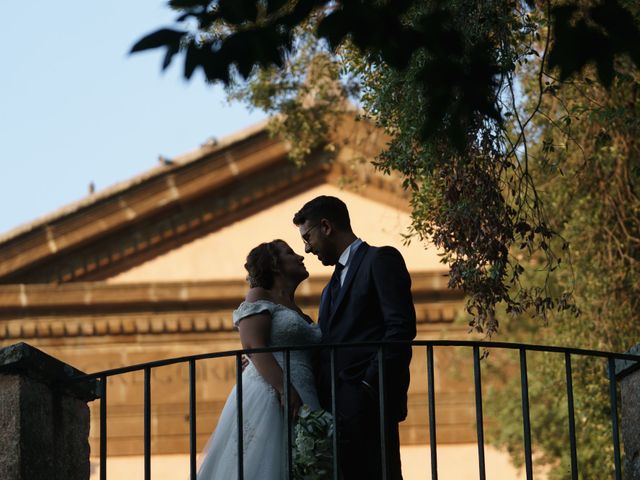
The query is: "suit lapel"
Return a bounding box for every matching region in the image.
[318,285,331,332]
[328,242,369,324]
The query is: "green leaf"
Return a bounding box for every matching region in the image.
[130,28,186,54]
[317,10,350,51]
[169,0,210,8]
[184,41,203,79]
[218,0,258,25]
[162,41,181,71]
[590,0,640,66]
[266,0,289,15]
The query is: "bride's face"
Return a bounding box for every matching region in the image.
[275,241,309,283]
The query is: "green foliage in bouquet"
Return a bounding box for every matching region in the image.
[292,405,334,480]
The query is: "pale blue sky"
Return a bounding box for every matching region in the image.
[0,1,265,235]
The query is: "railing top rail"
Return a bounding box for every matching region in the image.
[67,340,640,383]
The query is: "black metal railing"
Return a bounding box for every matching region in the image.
[69,340,640,480]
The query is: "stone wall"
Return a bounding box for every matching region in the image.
[616,343,640,480]
[0,343,98,480]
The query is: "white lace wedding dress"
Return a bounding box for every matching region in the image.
[197,300,323,479]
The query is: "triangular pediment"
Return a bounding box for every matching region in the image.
[0,118,443,284]
[108,184,445,284]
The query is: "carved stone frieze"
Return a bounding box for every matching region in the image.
[0,274,463,340]
[0,302,460,341]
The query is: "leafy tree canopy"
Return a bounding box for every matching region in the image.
[132,0,640,336]
[486,48,639,477]
[133,0,639,146]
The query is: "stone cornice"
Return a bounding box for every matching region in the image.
[0,273,464,339]
[6,148,326,284]
[0,117,411,284]
[0,272,457,312]
[0,281,247,312]
[0,128,287,281]
[0,120,271,246]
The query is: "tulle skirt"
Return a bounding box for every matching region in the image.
[197,364,284,479]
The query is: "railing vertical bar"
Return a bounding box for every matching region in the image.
[519,349,533,480]
[607,358,622,480]
[378,346,388,480]
[235,354,244,480]
[75,341,640,480]
[473,346,486,480]
[284,349,293,480]
[330,348,339,480]
[144,367,151,480]
[100,376,107,480]
[427,345,438,480]
[564,353,578,480]
[189,359,197,480]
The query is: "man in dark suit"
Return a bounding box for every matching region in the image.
[293,195,416,480]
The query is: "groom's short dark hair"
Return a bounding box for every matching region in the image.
[293,195,351,231]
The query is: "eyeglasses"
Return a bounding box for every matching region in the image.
[301,223,320,246]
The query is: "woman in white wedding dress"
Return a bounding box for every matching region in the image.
[197,239,325,479]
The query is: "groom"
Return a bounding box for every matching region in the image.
[294,195,416,480]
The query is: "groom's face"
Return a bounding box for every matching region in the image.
[298,219,337,266]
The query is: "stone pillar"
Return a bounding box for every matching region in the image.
[616,343,640,480]
[0,342,99,480]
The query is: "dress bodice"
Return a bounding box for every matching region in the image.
[233,300,322,409]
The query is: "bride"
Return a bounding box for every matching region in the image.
[197,239,328,479]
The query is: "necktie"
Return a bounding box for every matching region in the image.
[329,263,345,309]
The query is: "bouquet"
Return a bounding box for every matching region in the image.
[292,405,334,480]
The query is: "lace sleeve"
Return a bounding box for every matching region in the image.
[232,300,277,327]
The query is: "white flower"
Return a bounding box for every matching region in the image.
[292,405,334,480]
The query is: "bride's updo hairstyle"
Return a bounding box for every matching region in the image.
[244,240,286,289]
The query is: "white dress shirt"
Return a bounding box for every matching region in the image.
[336,238,363,287]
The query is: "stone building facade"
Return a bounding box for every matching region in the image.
[0,119,527,478]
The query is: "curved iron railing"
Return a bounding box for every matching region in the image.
[69,340,640,480]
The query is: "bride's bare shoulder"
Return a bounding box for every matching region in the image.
[245,287,273,303]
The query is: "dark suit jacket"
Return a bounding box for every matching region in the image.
[316,242,416,422]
